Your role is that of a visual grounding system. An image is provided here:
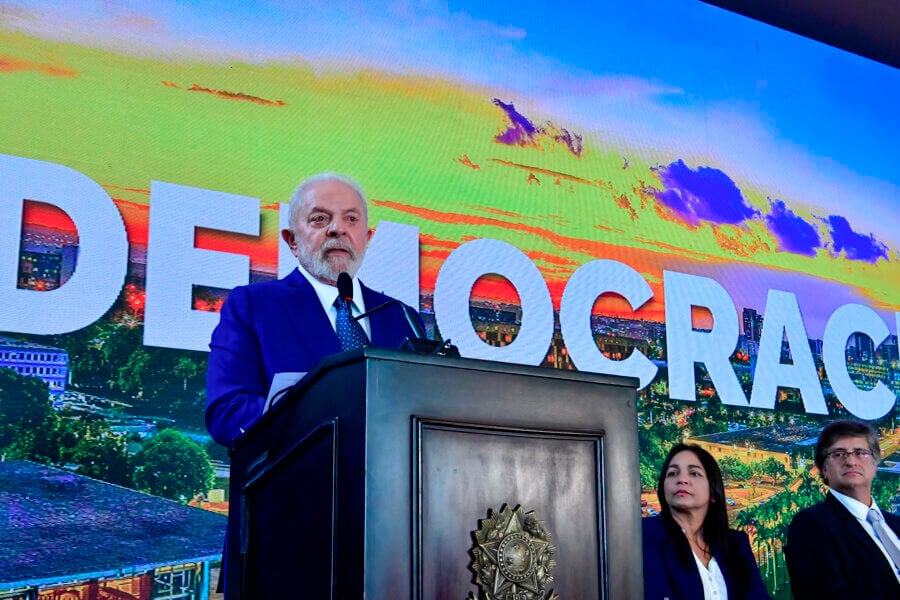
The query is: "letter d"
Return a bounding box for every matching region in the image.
[0,155,128,334]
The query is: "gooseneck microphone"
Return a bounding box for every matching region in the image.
[337,272,354,305]
[352,298,459,357]
[353,298,426,340]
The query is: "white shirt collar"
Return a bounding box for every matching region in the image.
[293,263,370,337]
[829,488,900,583]
[829,487,879,519]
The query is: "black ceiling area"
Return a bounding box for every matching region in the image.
[704,0,900,70]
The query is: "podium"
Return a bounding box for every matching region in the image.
[226,348,641,598]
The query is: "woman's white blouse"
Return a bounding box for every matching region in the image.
[692,552,728,600]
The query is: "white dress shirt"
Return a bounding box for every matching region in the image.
[692,553,728,600]
[829,488,900,583]
[295,263,371,339]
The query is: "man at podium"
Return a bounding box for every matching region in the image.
[205,172,423,447]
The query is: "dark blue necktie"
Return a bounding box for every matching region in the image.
[334,296,368,350]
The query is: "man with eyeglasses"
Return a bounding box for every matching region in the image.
[786,419,900,599]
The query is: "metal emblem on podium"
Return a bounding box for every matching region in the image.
[468,505,558,600]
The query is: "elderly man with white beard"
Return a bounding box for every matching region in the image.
[205,172,423,447]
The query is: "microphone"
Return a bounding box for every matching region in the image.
[353,298,425,339]
[352,299,459,357]
[337,272,354,304]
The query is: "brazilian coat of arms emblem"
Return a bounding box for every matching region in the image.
[468,505,558,600]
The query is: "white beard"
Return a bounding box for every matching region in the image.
[297,238,361,283]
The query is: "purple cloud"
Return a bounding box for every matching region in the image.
[493,98,583,156]
[823,214,889,263]
[651,159,758,226]
[765,199,822,257]
[494,98,538,143]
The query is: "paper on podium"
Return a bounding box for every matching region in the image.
[264,371,307,412]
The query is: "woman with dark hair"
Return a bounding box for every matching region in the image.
[642,443,769,600]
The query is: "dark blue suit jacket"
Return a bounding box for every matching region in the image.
[205,268,421,447]
[642,515,770,600]
[786,492,900,600]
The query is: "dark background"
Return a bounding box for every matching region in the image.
[707,0,900,70]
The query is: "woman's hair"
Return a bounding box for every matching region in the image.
[656,443,752,594]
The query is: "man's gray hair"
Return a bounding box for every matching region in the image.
[287,172,368,228]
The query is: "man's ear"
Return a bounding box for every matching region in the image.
[281,228,296,250]
[366,227,374,244]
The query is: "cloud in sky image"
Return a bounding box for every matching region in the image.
[823,214,890,263]
[650,159,759,227]
[1,0,897,321]
[765,199,822,257]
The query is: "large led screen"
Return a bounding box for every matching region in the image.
[1,1,898,597]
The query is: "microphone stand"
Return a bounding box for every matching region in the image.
[352,301,459,357]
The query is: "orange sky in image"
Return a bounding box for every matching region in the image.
[21,196,701,324]
[22,197,280,273]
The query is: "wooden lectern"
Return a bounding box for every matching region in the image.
[226,348,641,599]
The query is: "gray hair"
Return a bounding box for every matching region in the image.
[287,172,368,228]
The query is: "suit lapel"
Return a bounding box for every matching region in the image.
[825,493,896,567]
[882,510,900,543]
[360,284,388,346]
[360,282,403,348]
[274,272,408,357]
[279,269,342,362]
[659,522,704,599]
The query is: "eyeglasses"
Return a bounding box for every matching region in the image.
[825,449,873,461]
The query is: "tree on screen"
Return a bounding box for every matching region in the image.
[173,356,200,392]
[70,431,133,487]
[0,367,55,457]
[719,455,752,482]
[763,457,789,485]
[0,367,52,442]
[132,428,214,502]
